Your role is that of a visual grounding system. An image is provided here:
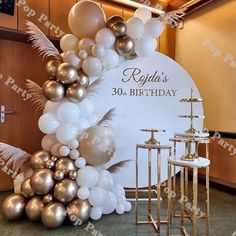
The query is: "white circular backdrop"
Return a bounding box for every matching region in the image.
[91,52,204,188]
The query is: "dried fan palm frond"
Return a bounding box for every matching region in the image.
[97,108,116,126]
[86,78,104,97]
[107,160,131,173]
[159,8,186,27]
[0,142,31,172]
[25,79,48,112]
[26,20,61,59]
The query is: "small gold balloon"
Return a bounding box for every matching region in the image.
[2,194,26,221]
[41,202,66,229]
[30,150,51,170]
[77,70,90,87]
[53,179,78,203]
[51,156,58,162]
[21,178,35,198]
[54,170,65,181]
[45,60,61,78]
[115,35,135,58]
[25,196,44,221]
[66,83,87,103]
[67,199,91,224]
[46,160,55,169]
[68,170,77,180]
[57,63,78,85]
[30,169,55,195]
[112,21,127,37]
[43,194,54,204]
[43,80,65,102]
[55,158,77,175]
[106,15,125,30]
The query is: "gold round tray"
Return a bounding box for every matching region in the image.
[169,137,212,144]
[180,98,204,103]
[140,129,166,133]
[178,115,205,119]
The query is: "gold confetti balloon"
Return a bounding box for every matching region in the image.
[43,80,65,102]
[25,196,44,221]
[30,150,51,170]
[57,63,78,85]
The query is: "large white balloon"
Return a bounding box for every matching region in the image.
[76,166,98,188]
[63,50,82,69]
[88,186,106,206]
[95,28,116,49]
[38,113,59,134]
[101,49,119,70]
[134,7,152,23]
[78,98,94,117]
[135,37,157,57]
[82,57,103,77]
[101,191,117,214]
[98,170,114,190]
[41,134,58,151]
[60,34,79,52]
[127,17,145,40]
[57,102,80,123]
[56,124,79,144]
[90,207,102,221]
[145,18,164,38]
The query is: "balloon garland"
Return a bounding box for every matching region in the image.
[1,0,185,229]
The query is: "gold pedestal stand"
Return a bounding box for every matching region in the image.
[140,129,166,145]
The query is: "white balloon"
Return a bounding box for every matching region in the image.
[127,17,145,40]
[69,149,80,160]
[82,57,102,77]
[112,183,126,198]
[134,7,152,23]
[56,124,79,144]
[77,187,90,200]
[76,166,98,188]
[91,44,106,58]
[38,113,59,134]
[95,28,116,49]
[41,134,57,151]
[60,34,79,52]
[90,207,102,221]
[75,157,86,168]
[51,143,63,157]
[101,191,117,214]
[117,195,126,204]
[124,201,132,212]
[135,37,157,57]
[78,98,94,117]
[57,102,80,123]
[98,170,114,190]
[101,49,119,70]
[88,114,98,125]
[75,118,90,133]
[89,186,106,207]
[68,139,79,150]
[78,38,95,53]
[63,50,82,69]
[59,145,70,156]
[145,18,164,38]
[44,101,62,113]
[116,204,125,215]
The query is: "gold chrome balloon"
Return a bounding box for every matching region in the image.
[30,150,51,170]
[106,15,125,30]
[77,70,90,87]
[67,199,91,224]
[57,63,78,85]
[68,170,77,180]
[112,21,127,37]
[51,156,58,162]
[45,60,61,78]
[41,202,66,229]
[43,80,65,102]
[53,170,65,181]
[55,158,77,175]
[30,169,54,195]
[66,83,87,103]
[53,179,78,203]
[46,160,55,169]
[21,177,35,198]
[79,126,116,166]
[2,194,26,221]
[25,196,44,221]
[115,35,135,58]
[43,194,54,204]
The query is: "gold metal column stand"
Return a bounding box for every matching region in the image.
[136,143,172,233]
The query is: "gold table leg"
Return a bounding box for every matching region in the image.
[193,167,198,236]
[157,148,161,231]
[148,148,152,218]
[180,167,185,228]
[135,146,139,224]
[206,165,210,236]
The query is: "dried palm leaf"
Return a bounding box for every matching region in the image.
[97,108,116,126]
[107,160,131,173]
[86,78,104,97]
[159,8,186,27]
[0,142,31,172]
[25,79,47,112]
[26,20,61,59]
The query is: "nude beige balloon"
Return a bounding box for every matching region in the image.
[68,1,106,39]
[25,196,44,221]
[2,194,26,221]
[79,126,116,166]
